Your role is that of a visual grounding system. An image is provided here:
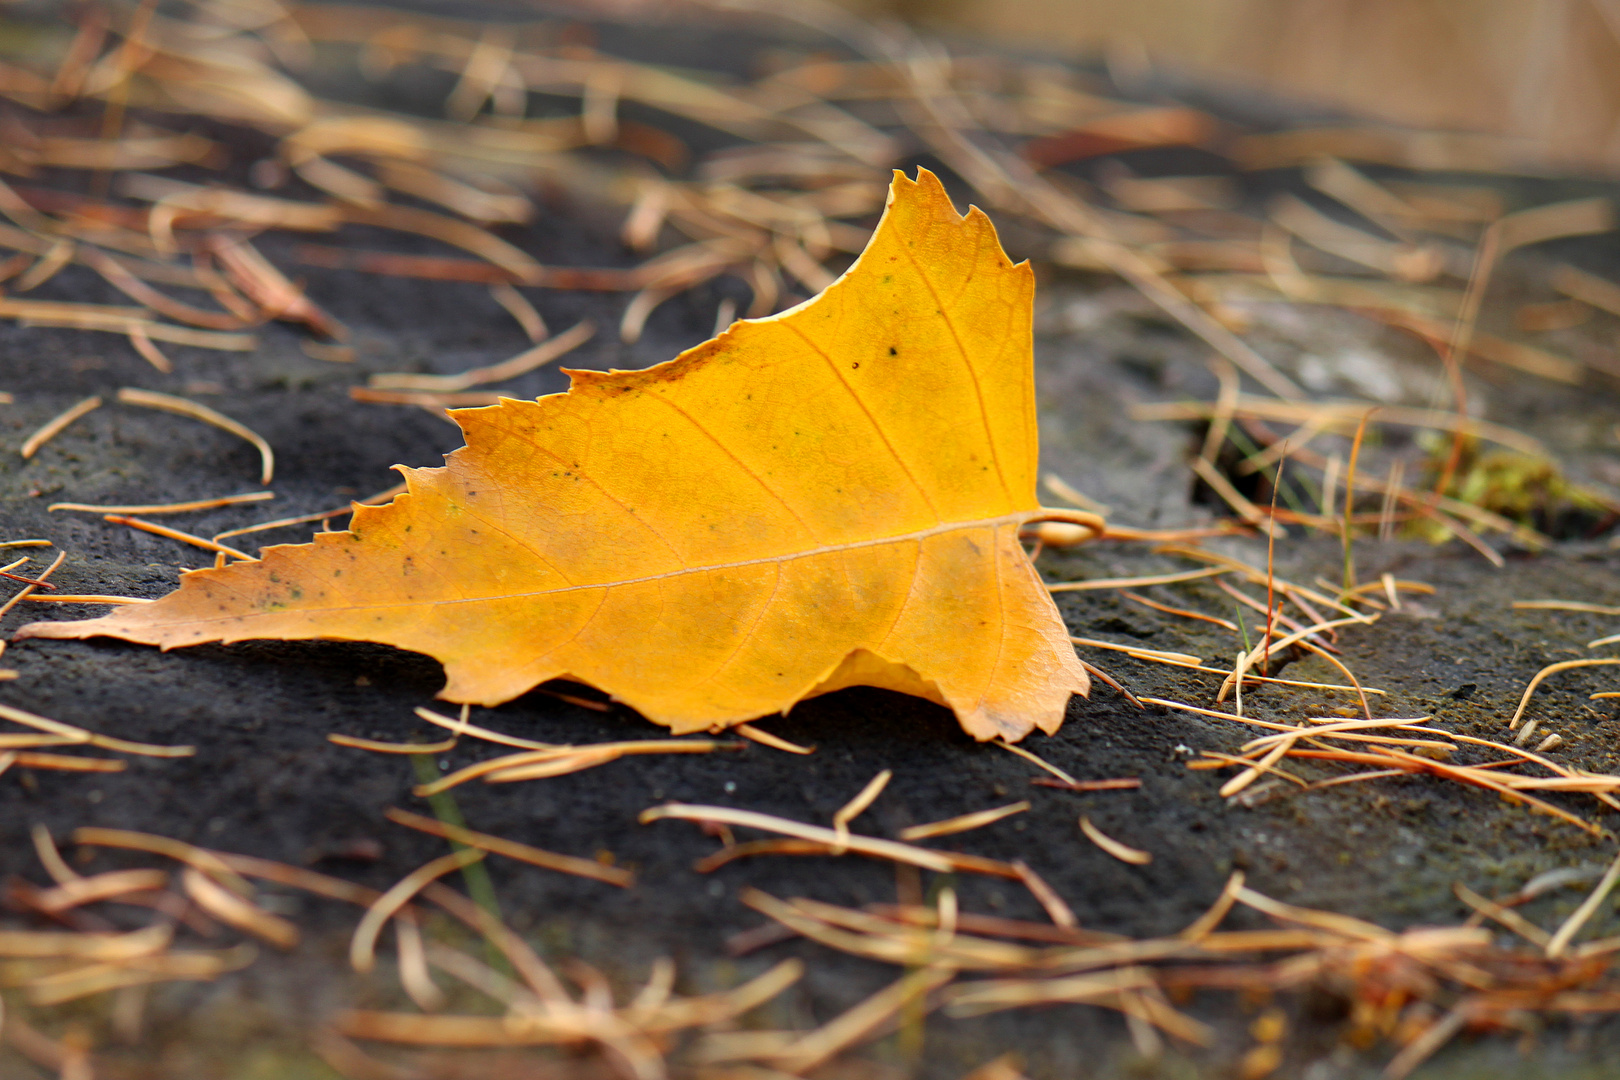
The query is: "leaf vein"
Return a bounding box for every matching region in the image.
[895,233,1012,502]
[780,319,941,523]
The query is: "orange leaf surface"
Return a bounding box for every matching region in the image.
[18,170,1097,741]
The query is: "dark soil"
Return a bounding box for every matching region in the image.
[3,10,1620,1080]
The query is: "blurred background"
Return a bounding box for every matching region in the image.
[846,0,1620,176]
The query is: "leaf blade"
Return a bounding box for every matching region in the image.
[18,170,1087,740]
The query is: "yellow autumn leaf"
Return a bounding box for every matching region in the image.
[18,170,1102,741]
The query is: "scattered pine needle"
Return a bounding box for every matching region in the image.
[489,283,548,342]
[1121,590,1239,632]
[1076,657,1146,709]
[181,866,300,949]
[414,738,735,795]
[368,320,594,392]
[1079,816,1154,865]
[734,722,815,754]
[1509,658,1620,730]
[115,387,274,485]
[212,482,406,543]
[350,848,487,973]
[1042,472,1111,514]
[1047,567,1230,592]
[0,550,65,619]
[30,868,168,913]
[1453,881,1551,948]
[103,514,254,561]
[535,684,613,711]
[1513,601,1620,614]
[24,594,152,604]
[768,964,957,1075]
[413,705,557,751]
[71,828,252,893]
[20,395,102,459]
[832,769,892,851]
[994,739,1080,787]
[9,752,125,773]
[127,323,173,372]
[386,807,632,887]
[642,803,1021,878]
[899,802,1029,841]
[1011,860,1077,927]
[1547,850,1620,958]
[328,733,458,755]
[1030,777,1142,793]
[0,701,192,758]
[1070,636,1206,665]
[50,492,272,515]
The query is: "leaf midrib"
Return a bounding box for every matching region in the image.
[181,511,1044,620]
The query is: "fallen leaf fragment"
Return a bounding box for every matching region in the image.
[16,170,1095,740]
